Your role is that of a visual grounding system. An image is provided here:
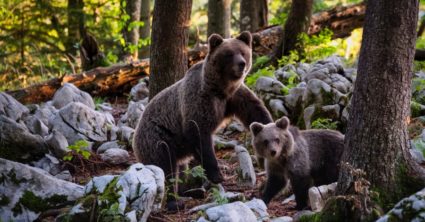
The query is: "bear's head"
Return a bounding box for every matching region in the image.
[204,31,252,96]
[249,117,294,160]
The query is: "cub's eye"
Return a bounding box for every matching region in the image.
[274,138,280,143]
[263,140,269,146]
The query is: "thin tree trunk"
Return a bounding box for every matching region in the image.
[149,0,192,100]
[207,0,231,38]
[240,0,268,32]
[139,0,151,59]
[121,0,142,60]
[67,0,85,55]
[336,0,425,215]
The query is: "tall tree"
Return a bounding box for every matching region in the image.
[139,0,151,59]
[121,0,141,60]
[149,0,192,99]
[240,0,268,32]
[333,0,425,218]
[67,0,85,55]
[207,0,231,38]
[279,0,313,58]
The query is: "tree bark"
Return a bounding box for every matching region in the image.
[207,0,231,38]
[240,0,268,32]
[149,0,192,100]
[139,0,151,59]
[280,0,313,57]
[67,0,85,55]
[336,0,425,213]
[121,0,142,60]
[7,61,149,105]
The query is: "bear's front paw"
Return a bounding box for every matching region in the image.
[208,171,224,184]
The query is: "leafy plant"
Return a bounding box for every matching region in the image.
[297,28,338,63]
[245,66,275,88]
[63,140,91,161]
[94,97,106,110]
[311,118,338,130]
[183,165,207,180]
[210,187,229,205]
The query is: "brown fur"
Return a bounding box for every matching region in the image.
[250,117,344,210]
[133,32,272,185]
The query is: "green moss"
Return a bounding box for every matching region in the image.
[12,190,68,215]
[411,101,424,118]
[0,194,10,206]
[0,170,26,185]
[298,213,322,222]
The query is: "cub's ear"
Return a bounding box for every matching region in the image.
[236,31,252,47]
[208,34,224,52]
[250,122,264,136]
[276,117,290,130]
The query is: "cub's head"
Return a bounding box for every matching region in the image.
[204,32,252,94]
[249,117,294,160]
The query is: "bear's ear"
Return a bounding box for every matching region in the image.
[208,34,224,52]
[236,31,252,47]
[276,117,290,130]
[250,122,264,136]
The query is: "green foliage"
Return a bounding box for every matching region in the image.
[210,187,229,205]
[183,165,207,180]
[245,66,275,88]
[63,140,91,161]
[94,97,106,110]
[297,29,338,63]
[311,118,338,130]
[252,56,271,71]
[412,138,425,158]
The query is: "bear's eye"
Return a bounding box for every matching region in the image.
[263,140,269,146]
[224,52,234,57]
[274,138,280,143]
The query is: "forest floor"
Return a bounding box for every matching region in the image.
[57,96,299,221]
[58,97,425,222]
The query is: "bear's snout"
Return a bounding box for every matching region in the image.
[238,61,246,72]
[270,150,277,157]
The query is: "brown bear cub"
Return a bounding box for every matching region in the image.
[250,117,344,210]
[133,32,272,189]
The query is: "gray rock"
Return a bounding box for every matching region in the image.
[283,87,305,112]
[97,141,126,154]
[34,103,57,127]
[329,74,352,94]
[245,198,269,221]
[410,149,425,164]
[119,126,135,145]
[226,121,245,134]
[256,76,285,94]
[31,154,62,176]
[55,170,73,181]
[235,145,256,188]
[282,194,295,204]
[0,115,48,162]
[0,92,29,121]
[97,102,113,112]
[303,79,333,106]
[23,116,49,137]
[271,216,293,222]
[130,77,149,101]
[213,136,239,149]
[83,164,165,222]
[52,83,95,110]
[45,130,70,159]
[0,158,84,222]
[321,104,341,119]
[119,101,145,129]
[308,182,337,212]
[100,148,129,165]
[201,201,257,222]
[376,188,425,222]
[269,99,289,117]
[49,102,115,144]
[303,68,330,83]
[302,105,316,129]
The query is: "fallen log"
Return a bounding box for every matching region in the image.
[7,60,149,104]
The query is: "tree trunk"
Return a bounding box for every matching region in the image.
[139,0,151,59]
[240,0,268,32]
[149,0,192,100]
[207,0,231,38]
[281,0,313,57]
[67,0,85,55]
[121,0,142,60]
[336,0,425,215]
